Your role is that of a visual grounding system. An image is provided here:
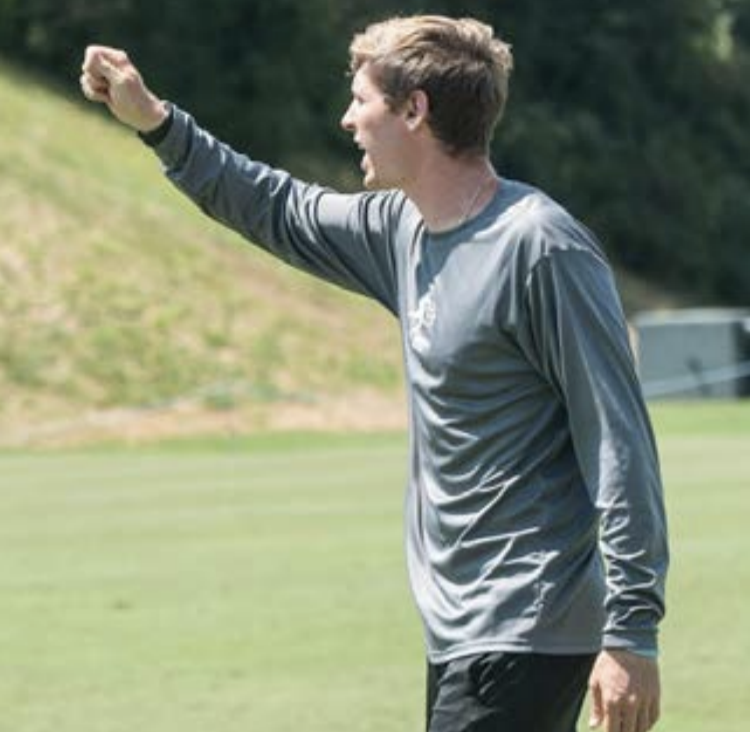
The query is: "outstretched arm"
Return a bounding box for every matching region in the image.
[78,45,402,311]
[80,45,169,133]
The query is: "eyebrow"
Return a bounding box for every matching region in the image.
[350,74,369,96]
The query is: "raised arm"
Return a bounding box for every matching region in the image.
[79,46,402,311]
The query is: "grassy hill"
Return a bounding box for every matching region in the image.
[0,61,405,446]
[0,60,680,446]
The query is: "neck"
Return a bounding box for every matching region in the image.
[404,153,499,233]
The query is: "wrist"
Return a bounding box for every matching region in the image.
[602,646,659,661]
[138,98,170,133]
[138,102,174,147]
[602,626,659,659]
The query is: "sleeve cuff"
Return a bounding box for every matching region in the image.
[627,648,659,659]
[138,103,175,147]
[602,630,659,659]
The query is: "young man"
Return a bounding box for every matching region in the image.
[80,15,668,732]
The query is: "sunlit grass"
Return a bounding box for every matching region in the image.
[0,59,401,427]
[1,404,750,730]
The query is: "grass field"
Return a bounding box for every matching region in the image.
[1,403,749,731]
[0,59,402,432]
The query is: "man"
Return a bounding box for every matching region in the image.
[80,15,668,732]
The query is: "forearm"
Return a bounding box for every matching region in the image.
[567,327,669,654]
[144,105,297,246]
[598,488,668,655]
[568,329,669,655]
[566,316,669,653]
[142,105,400,307]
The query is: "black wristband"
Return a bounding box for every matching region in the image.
[138,104,174,147]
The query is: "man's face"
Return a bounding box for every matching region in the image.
[341,65,412,190]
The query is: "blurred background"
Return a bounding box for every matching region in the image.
[1,0,749,444]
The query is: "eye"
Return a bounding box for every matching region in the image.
[350,87,368,106]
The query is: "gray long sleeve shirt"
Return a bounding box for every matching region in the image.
[148,106,668,662]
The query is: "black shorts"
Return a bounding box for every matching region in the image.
[426,651,596,732]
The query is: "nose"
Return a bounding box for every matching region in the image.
[340,102,355,132]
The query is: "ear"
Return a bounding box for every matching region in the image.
[404,89,429,130]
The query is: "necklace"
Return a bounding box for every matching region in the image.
[460,172,498,225]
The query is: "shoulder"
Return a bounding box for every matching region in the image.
[489,181,614,303]
[499,180,605,263]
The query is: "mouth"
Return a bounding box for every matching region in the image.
[354,140,370,172]
[351,135,377,182]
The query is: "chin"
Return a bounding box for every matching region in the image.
[363,170,392,191]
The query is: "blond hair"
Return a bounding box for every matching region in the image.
[349,15,513,156]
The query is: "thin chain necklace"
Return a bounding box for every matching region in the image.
[460,172,498,226]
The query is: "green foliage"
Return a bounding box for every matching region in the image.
[492,0,750,302]
[1,0,749,302]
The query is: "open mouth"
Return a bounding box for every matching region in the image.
[353,138,372,176]
[355,144,369,172]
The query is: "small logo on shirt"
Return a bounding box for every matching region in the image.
[408,283,437,352]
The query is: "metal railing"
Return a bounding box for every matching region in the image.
[642,360,750,399]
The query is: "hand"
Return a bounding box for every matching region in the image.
[588,650,661,732]
[80,45,169,132]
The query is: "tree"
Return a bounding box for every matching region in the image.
[2,0,749,303]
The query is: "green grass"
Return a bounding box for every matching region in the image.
[0,432,421,731]
[0,58,402,428]
[2,408,749,731]
[0,403,750,732]
[650,402,750,731]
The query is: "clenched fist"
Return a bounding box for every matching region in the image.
[80,46,168,132]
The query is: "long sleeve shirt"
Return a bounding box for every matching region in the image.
[145,105,669,662]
